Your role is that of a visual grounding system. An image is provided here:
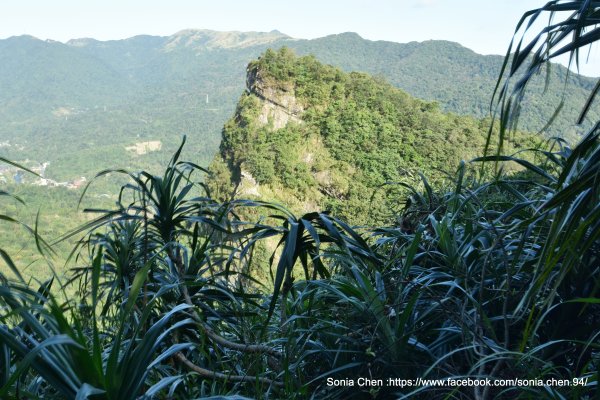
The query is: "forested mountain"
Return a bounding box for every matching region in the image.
[208,48,536,225]
[292,33,599,137]
[0,30,596,183]
[0,1,598,397]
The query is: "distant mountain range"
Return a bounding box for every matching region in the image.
[0,29,596,181]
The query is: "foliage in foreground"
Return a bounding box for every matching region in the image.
[0,1,599,399]
[0,121,597,399]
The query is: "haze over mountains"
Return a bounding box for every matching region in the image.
[0,29,597,182]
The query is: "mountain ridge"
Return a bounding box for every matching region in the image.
[0,29,596,183]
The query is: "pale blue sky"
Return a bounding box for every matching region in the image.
[1,0,598,76]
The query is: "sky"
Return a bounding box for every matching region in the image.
[1,0,599,76]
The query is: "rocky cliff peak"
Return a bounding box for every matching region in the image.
[246,59,304,130]
[208,49,534,224]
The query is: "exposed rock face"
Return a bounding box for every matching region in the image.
[238,169,261,197]
[208,50,332,210]
[246,66,303,130]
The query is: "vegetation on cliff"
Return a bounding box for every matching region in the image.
[0,1,598,399]
[210,48,537,225]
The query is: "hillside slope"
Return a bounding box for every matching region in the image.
[0,30,595,185]
[208,49,536,224]
[291,33,598,138]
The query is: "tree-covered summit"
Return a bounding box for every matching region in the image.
[209,48,537,224]
[0,1,598,398]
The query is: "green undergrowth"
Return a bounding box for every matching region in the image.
[0,127,597,398]
[0,2,599,398]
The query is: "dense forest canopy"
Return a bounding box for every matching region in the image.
[0,1,598,399]
[209,47,538,225]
